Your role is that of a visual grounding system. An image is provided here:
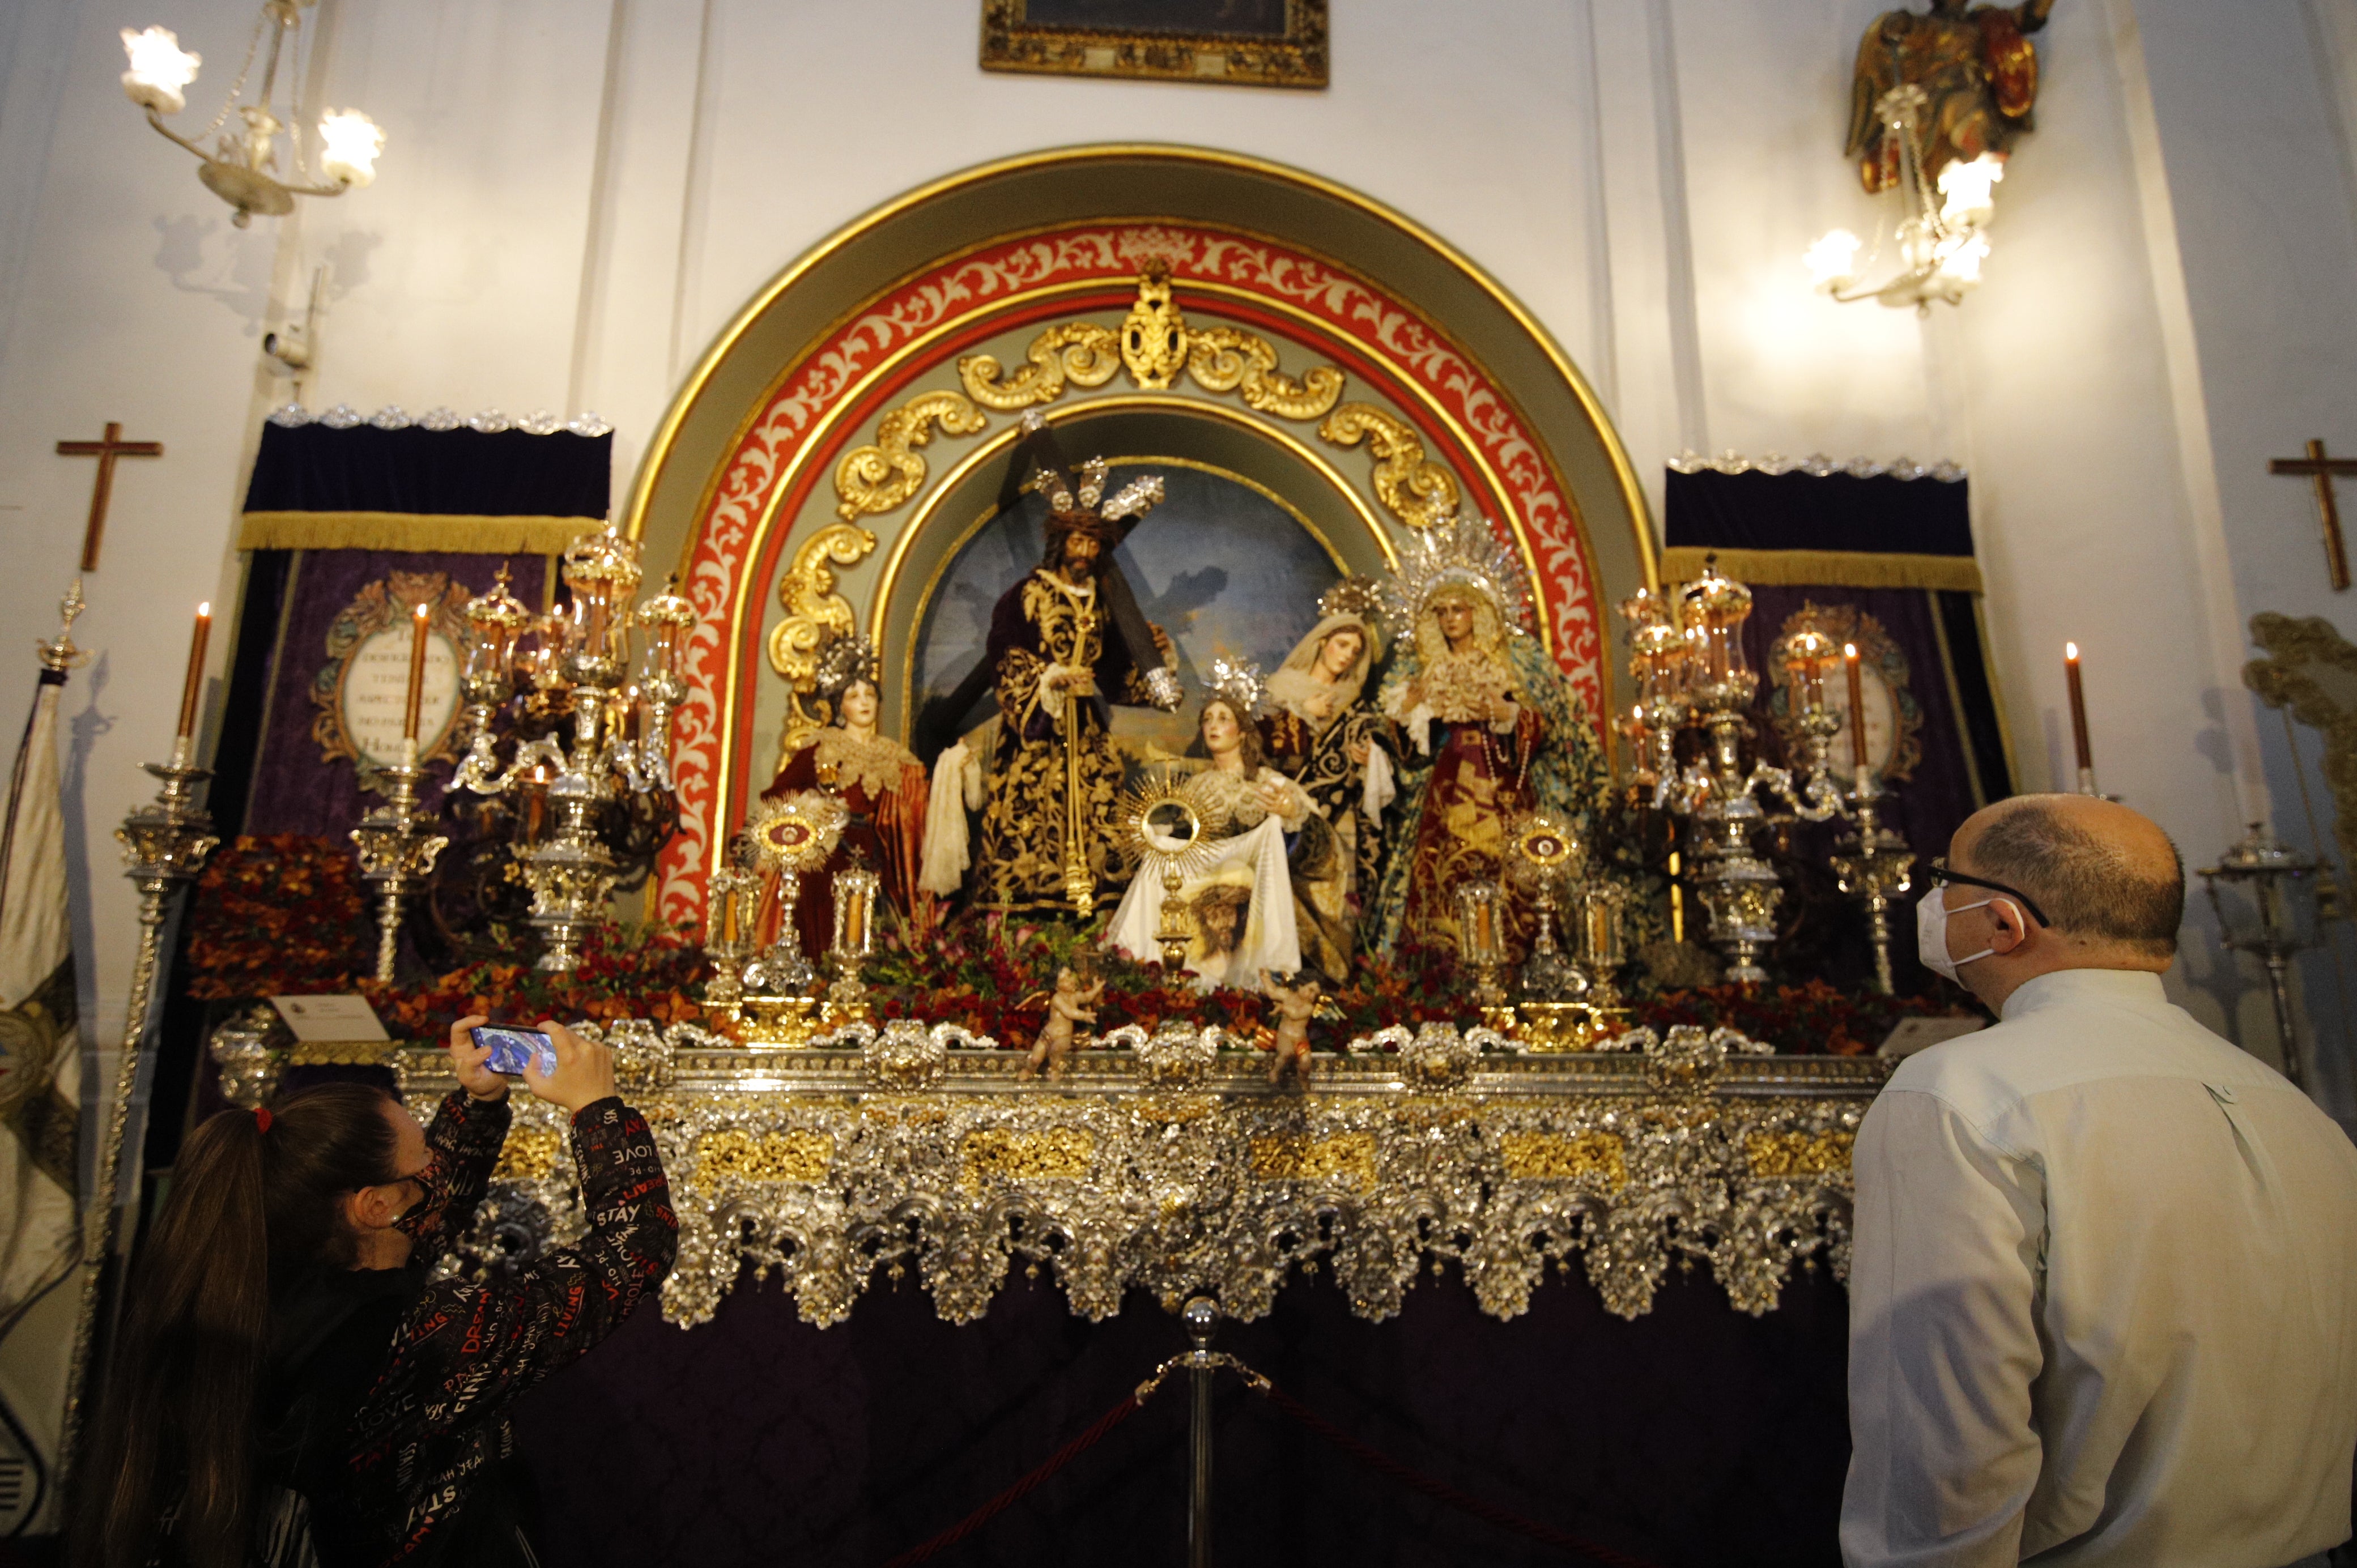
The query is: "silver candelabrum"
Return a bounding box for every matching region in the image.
[447,536,695,970]
[1623,568,1845,985]
[1830,767,1916,995]
[2199,822,2338,1092]
[62,735,220,1489]
[350,736,450,982]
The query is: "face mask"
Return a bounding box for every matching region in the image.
[1917,883,2000,983]
[390,1154,452,1239]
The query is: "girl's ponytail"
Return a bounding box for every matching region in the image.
[71,1084,399,1568]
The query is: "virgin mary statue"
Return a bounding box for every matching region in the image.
[1259,578,1391,975]
[1367,514,1611,960]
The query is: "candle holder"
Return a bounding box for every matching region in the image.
[1575,878,1630,1011]
[449,565,535,795]
[635,577,695,791]
[2199,823,2335,1092]
[1622,561,1846,985]
[1455,879,1509,1012]
[1828,769,1916,995]
[827,860,882,1018]
[62,742,220,1484]
[451,531,694,969]
[700,840,760,1017]
[350,737,451,982]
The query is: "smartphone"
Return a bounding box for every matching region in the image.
[470,1025,557,1079]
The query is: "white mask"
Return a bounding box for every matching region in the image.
[1917,883,2001,983]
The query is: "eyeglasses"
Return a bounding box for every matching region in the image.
[1928,858,2049,928]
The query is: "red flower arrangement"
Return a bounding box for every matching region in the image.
[183,835,373,1000]
[864,913,1478,1052]
[1627,979,1968,1056]
[358,921,709,1038]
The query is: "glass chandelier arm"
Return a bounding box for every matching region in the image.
[141,106,215,161]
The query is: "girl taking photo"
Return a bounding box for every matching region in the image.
[73,1016,675,1567]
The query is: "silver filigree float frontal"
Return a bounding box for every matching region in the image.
[383,1017,1884,1331]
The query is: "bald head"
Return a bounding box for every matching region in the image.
[1952,794,2185,960]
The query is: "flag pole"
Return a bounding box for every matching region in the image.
[54,589,219,1497]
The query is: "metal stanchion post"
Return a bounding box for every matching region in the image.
[1183,1296,1219,1568]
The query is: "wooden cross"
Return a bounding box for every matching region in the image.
[54,421,163,572]
[2269,437,2356,593]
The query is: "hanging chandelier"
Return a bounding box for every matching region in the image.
[120,1,384,228]
[1805,86,2000,311]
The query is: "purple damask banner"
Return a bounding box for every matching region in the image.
[239,549,547,838]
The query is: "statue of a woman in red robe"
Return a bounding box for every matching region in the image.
[755,637,934,957]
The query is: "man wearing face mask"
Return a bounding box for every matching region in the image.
[1843,793,2357,1568]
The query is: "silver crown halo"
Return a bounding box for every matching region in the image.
[812,633,879,700]
[1015,412,1168,531]
[1204,657,1268,718]
[1317,575,1384,626]
[1378,512,1535,641]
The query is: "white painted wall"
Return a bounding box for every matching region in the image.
[1,0,2350,1104]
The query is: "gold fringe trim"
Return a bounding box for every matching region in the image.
[1657,546,1984,593]
[237,510,602,554]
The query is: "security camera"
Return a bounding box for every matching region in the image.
[263,328,312,372]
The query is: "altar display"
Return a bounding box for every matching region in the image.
[118,228,2027,1568]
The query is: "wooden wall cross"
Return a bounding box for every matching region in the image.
[54,421,163,572]
[2269,437,2356,593]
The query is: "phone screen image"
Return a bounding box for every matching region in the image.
[470,1026,556,1078]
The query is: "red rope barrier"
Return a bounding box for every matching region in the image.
[1256,1382,1663,1568]
[877,1393,1145,1568]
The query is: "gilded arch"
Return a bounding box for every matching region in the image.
[628,147,1656,925]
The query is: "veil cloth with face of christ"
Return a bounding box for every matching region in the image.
[1103,763,1318,993]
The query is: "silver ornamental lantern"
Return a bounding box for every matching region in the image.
[1456,880,1509,1009]
[2199,823,2337,1092]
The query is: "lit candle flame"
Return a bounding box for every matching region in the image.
[2066,641,2079,660]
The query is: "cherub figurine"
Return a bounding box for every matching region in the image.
[1024,965,1105,1079]
[1260,971,1321,1088]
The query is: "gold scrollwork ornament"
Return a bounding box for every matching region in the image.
[833,390,989,522]
[1186,326,1345,421]
[1318,402,1461,530]
[958,322,1123,412]
[768,523,877,764]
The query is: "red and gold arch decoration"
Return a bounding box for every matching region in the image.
[655,221,1613,926]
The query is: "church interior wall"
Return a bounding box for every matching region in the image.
[2,0,2352,1108]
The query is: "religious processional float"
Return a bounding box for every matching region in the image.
[160,483,1963,1333]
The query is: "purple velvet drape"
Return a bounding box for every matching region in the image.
[513,1269,1852,1567]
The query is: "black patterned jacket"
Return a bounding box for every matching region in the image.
[258,1092,676,1567]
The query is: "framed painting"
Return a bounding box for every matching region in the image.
[980,0,1328,89]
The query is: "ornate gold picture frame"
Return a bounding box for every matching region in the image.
[980,0,1328,89]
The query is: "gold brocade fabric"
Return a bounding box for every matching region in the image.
[977,574,1152,909]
